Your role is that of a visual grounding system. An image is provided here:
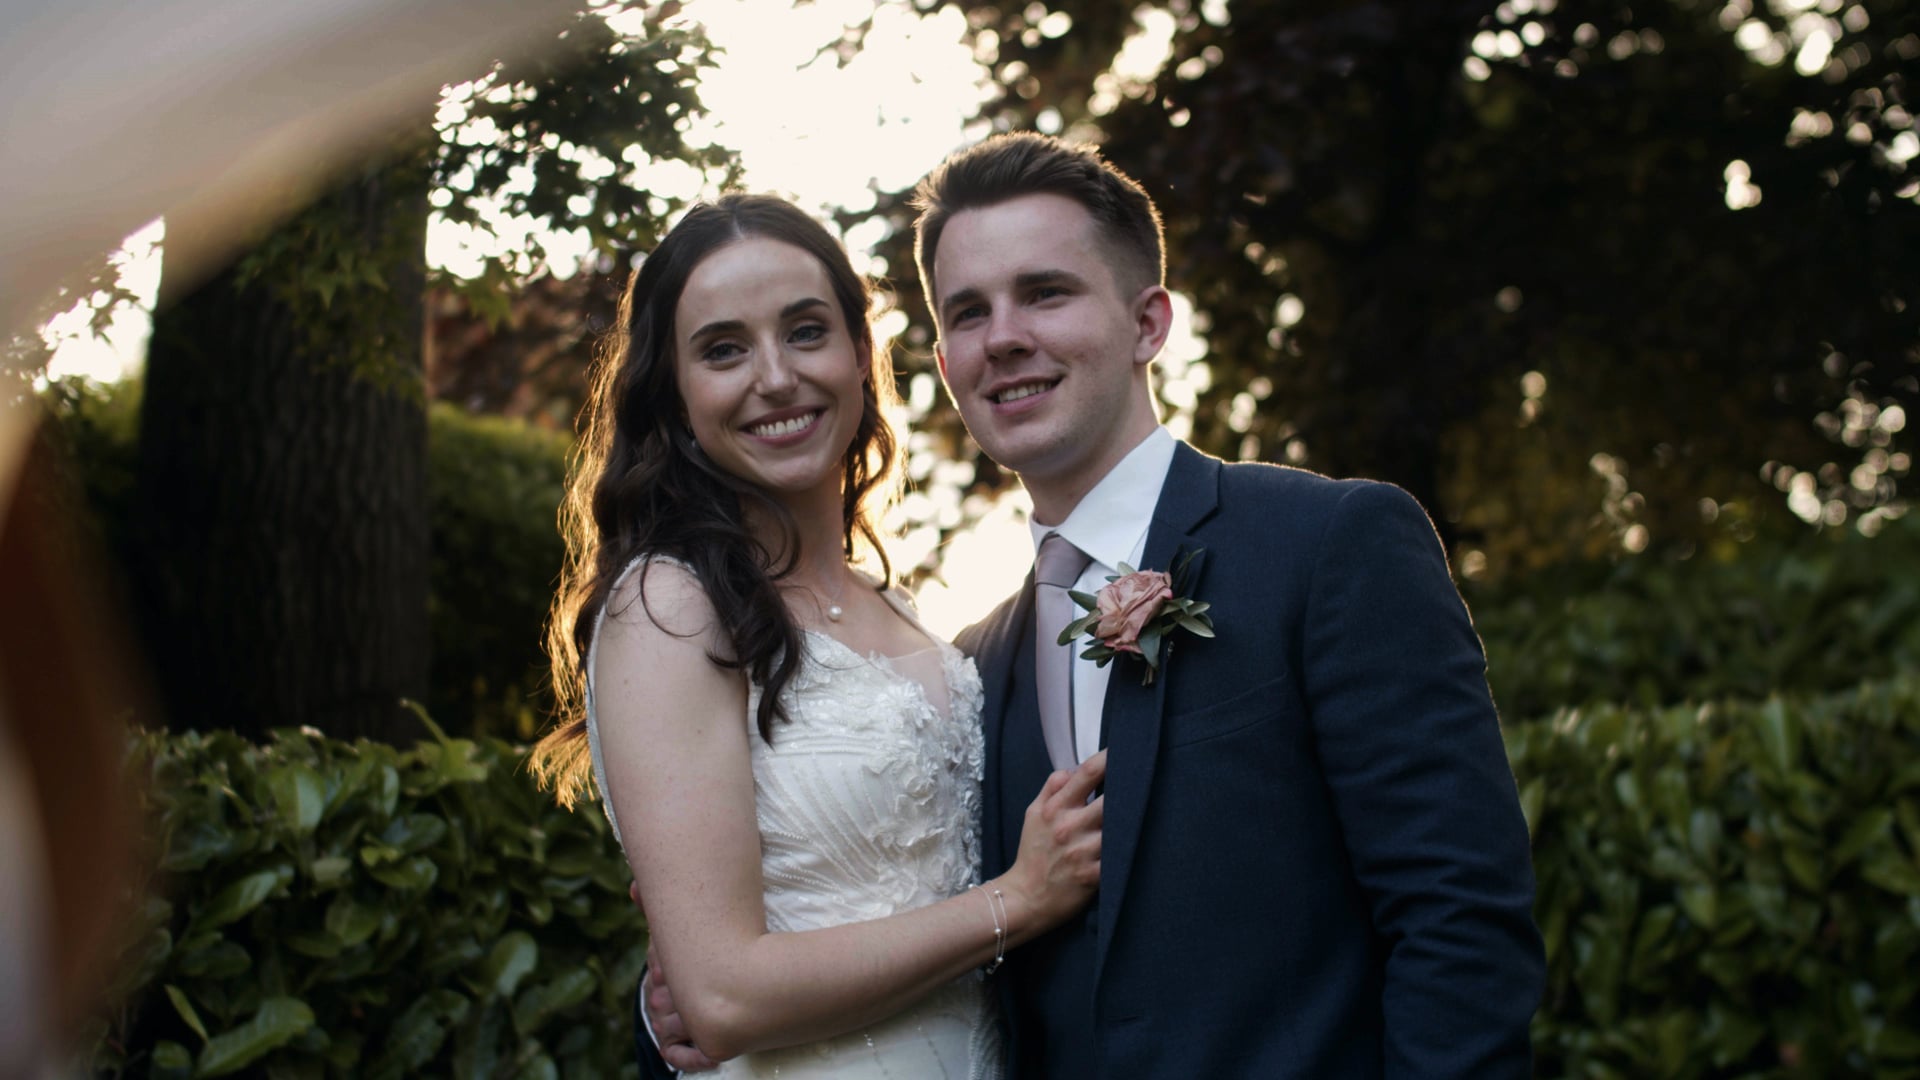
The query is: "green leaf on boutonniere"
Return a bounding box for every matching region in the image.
[1175,613,1215,637]
[1054,549,1215,685]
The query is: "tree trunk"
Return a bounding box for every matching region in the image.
[134,167,429,743]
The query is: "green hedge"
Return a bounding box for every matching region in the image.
[424,404,569,740]
[92,677,1920,1078]
[93,720,642,1079]
[1514,675,1920,1077]
[1474,515,1920,719]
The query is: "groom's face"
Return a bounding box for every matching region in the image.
[931,193,1166,504]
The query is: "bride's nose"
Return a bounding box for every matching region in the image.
[752,347,801,397]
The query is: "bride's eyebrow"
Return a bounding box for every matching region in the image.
[685,298,832,345]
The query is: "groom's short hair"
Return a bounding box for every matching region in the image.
[911,132,1166,307]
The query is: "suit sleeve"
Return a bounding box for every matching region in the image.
[632,969,680,1080]
[1298,481,1544,1078]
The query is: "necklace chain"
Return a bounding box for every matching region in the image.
[804,566,853,623]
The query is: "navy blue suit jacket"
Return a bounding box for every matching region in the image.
[955,442,1543,1078]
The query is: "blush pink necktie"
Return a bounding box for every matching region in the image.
[1034,532,1093,772]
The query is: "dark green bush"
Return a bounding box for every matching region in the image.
[425,404,570,740]
[1473,515,1920,719]
[95,677,1919,1078]
[93,720,642,1079]
[1515,676,1920,1078]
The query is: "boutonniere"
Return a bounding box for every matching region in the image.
[1056,550,1213,685]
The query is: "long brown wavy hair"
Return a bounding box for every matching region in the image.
[530,194,900,809]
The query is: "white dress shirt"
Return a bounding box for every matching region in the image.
[1027,427,1179,763]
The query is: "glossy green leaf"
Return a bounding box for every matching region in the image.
[512,969,596,1036]
[1687,809,1722,869]
[176,939,249,979]
[380,813,448,854]
[1834,808,1894,868]
[479,932,539,1001]
[193,996,313,1078]
[1702,1003,1766,1066]
[151,1040,193,1080]
[165,985,209,1043]
[196,867,288,929]
[368,989,469,1079]
[1781,845,1825,891]
[436,740,489,784]
[1757,697,1800,776]
[1175,612,1215,637]
[324,894,381,947]
[1863,851,1920,897]
[1518,777,1545,838]
[309,855,352,887]
[267,764,324,834]
[513,1053,559,1080]
[369,855,438,892]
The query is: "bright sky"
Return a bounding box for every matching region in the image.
[38,0,1191,634]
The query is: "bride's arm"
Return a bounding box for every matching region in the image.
[594,561,1102,1061]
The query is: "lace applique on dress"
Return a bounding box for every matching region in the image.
[583,556,1000,1079]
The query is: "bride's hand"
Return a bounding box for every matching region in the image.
[999,750,1106,933]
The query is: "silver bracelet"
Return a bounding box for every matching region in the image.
[978,885,1007,974]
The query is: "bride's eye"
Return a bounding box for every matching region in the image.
[701,340,745,363]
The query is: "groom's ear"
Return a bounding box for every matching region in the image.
[934,343,948,379]
[1131,285,1174,367]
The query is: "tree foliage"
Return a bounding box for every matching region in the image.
[862,0,1919,579]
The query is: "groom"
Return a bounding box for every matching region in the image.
[647,133,1544,1077]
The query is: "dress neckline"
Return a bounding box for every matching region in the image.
[798,583,948,666]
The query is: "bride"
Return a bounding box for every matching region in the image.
[529,194,1105,1078]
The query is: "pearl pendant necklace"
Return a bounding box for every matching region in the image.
[813,569,850,623]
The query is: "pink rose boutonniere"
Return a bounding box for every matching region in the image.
[1056,550,1213,685]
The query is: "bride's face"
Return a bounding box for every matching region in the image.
[673,236,870,504]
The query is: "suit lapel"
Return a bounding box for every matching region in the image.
[1094,442,1221,987]
[974,572,1035,875]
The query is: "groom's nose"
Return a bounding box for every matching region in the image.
[985,310,1033,361]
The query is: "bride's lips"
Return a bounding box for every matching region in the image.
[742,406,826,445]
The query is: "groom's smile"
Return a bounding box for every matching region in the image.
[988,377,1061,408]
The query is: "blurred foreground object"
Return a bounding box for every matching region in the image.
[0,432,145,1077]
[0,0,575,1068]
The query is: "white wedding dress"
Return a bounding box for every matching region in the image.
[585,556,1003,1079]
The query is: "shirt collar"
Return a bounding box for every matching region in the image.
[1027,427,1177,573]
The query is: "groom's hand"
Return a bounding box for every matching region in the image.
[631,882,724,1072]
